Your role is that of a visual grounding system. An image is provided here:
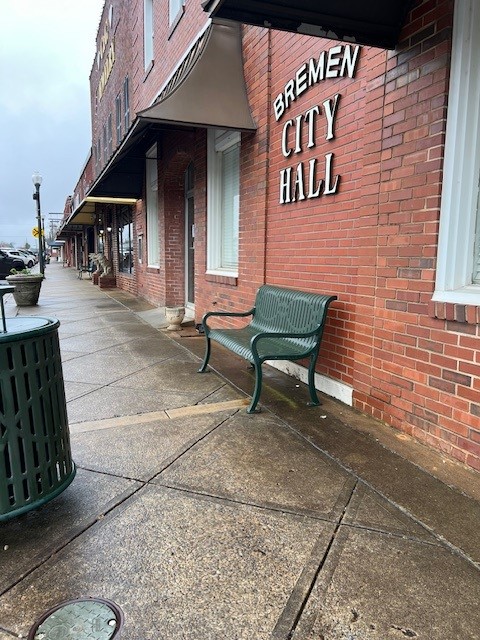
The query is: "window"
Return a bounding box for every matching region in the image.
[107,114,113,158]
[115,93,122,143]
[207,129,240,275]
[169,0,184,26]
[144,0,154,69]
[123,77,130,132]
[102,124,108,164]
[146,144,159,267]
[118,206,134,274]
[433,0,480,303]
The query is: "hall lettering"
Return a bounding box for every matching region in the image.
[279,153,340,204]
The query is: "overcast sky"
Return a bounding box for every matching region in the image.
[0,0,105,248]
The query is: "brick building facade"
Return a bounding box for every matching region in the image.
[58,0,480,472]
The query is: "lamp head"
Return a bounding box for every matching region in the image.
[32,171,42,188]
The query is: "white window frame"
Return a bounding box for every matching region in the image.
[146,144,159,268]
[207,129,241,277]
[144,0,154,70]
[169,0,184,26]
[433,0,480,304]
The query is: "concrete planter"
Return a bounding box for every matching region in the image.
[6,274,44,306]
[165,306,185,330]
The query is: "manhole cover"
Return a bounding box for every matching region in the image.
[27,598,124,640]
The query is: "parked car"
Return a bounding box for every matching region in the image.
[2,249,34,268]
[0,250,25,279]
[18,249,38,265]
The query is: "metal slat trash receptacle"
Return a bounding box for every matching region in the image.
[0,286,75,521]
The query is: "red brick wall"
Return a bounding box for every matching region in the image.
[358,1,454,449]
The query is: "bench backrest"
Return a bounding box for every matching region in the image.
[250,285,337,351]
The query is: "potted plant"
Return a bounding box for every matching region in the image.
[6,268,44,306]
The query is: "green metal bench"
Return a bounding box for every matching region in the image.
[198,285,337,413]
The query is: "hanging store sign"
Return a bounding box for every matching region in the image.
[273,44,360,204]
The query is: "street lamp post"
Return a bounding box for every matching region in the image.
[32,171,45,276]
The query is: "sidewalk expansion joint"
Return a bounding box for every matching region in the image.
[273,481,358,640]
[69,398,249,434]
[150,482,343,523]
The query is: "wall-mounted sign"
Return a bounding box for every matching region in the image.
[273,44,360,204]
[96,15,116,102]
[97,41,115,101]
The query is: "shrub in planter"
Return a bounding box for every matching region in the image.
[6,269,44,306]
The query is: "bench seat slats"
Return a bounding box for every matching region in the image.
[208,328,314,362]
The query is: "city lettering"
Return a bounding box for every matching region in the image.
[281,95,340,157]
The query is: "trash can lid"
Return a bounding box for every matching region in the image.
[0,316,59,341]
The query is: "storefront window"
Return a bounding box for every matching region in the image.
[207,129,240,275]
[146,143,159,266]
[118,206,134,274]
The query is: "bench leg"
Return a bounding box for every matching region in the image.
[198,337,211,373]
[307,354,321,406]
[247,363,262,413]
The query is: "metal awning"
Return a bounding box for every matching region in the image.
[202,0,414,49]
[138,20,256,130]
[58,196,138,236]
[87,19,255,200]
[86,122,155,199]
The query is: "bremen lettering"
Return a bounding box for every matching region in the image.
[273,44,360,122]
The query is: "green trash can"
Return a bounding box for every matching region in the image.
[0,292,75,521]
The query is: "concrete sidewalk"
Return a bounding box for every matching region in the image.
[1,262,479,639]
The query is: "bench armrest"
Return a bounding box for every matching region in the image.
[202,307,255,333]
